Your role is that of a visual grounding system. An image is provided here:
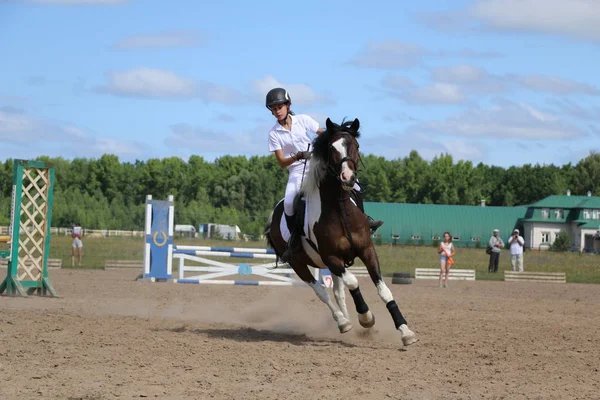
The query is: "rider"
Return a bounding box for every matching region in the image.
[266,87,384,263]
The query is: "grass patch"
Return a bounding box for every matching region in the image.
[11,235,598,284]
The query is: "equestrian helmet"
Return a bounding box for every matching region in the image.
[265,88,291,110]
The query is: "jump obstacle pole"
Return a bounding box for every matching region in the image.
[141,195,326,287]
[0,159,57,297]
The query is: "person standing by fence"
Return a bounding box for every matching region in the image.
[487,229,504,273]
[71,223,84,267]
[438,232,456,288]
[508,229,525,272]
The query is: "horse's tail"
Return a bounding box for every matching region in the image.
[264,206,275,250]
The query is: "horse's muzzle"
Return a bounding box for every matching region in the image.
[340,175,356,191]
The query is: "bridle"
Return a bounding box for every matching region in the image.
[325,132,362,185]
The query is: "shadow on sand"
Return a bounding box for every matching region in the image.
[158,325,382,349]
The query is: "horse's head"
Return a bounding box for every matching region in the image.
[311,118,361,191]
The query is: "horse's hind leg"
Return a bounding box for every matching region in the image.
[361,246,418,346]
[329,265,376,329]
[294,263,353,333]
[332,273,350,320]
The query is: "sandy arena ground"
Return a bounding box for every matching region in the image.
[1,268,599,400]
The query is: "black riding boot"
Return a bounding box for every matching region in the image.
[352,189,384,233]
[280,213,302,263]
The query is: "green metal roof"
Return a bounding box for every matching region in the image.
[364,202,528,246]
[578,221,600,229]
[528,195,600,209]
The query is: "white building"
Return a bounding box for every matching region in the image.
[521,192,600,252]
[198,223,242,241]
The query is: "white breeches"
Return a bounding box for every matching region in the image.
[284,172,304,216]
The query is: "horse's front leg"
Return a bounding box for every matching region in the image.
[328,261,376,329]
[360,245,418,346]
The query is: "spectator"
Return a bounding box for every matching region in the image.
[508,229,525,272]
[71,223,84,267]
[438,232,456,288]
[487,229,504,273]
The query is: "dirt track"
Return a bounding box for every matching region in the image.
[1,268,599,400]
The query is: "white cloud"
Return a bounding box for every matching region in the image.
[97,68,197,98]
[253,75,334,107]
[361,132,486,163]
[96,67,247,103]
[411,83,466,104]
[418,10,473,33]
[348,40,501,70]
[380,64,598,104]
[0,109,44,138]
[548,98,600,121]
[348,40,426,69]
[0,108,146,158]
[113,30,205,49]
[197,81,247,104]
[382,75,466,104]
[471,0,600,42]
[165,123,267,157]
[406,100,584,140]
[515,74,600,95]
[431,64,506,94]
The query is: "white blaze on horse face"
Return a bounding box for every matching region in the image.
[331,138,353,183]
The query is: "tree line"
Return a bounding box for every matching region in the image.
[0,151,598,238]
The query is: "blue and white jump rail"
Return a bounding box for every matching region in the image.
[141,194,321,286]
[173,245,308,286]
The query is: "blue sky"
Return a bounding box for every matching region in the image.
[0,0,599,168]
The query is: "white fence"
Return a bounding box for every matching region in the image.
[0,226,256,240]
[0,226,145,237]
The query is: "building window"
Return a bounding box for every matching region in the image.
[471,237,480,242]
[541,208,549,218]
[583,209,591,219]
[554,209,563,219]
[541,232,550,243]
[432,235,440,241]
[593,209,600,219]
[391,234,400,239]
[452,236,461,241]
[411,235,421,240]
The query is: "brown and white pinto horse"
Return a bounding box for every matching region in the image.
[265,118,418,346]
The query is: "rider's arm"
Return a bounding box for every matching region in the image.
[273,150,301,168]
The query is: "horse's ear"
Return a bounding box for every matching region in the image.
[325,118,334,131]
[350,118,360,135]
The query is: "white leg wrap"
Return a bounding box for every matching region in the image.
[308,282,352,333]
[341,270,358,290]
[332,274,350,320]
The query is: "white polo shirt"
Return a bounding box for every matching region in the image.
[268,114,319,175]
[509,235,525,255]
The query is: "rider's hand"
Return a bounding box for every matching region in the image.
[294,151,312,160]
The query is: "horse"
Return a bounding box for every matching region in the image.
[265,117,418,346]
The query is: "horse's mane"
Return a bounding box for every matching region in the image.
[302,118,360,196]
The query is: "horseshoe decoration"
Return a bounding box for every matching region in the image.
[153,231,167,247]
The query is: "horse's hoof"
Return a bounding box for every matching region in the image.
[399,324,418,346]
[338,320,353,334]
[358,310,375,329]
